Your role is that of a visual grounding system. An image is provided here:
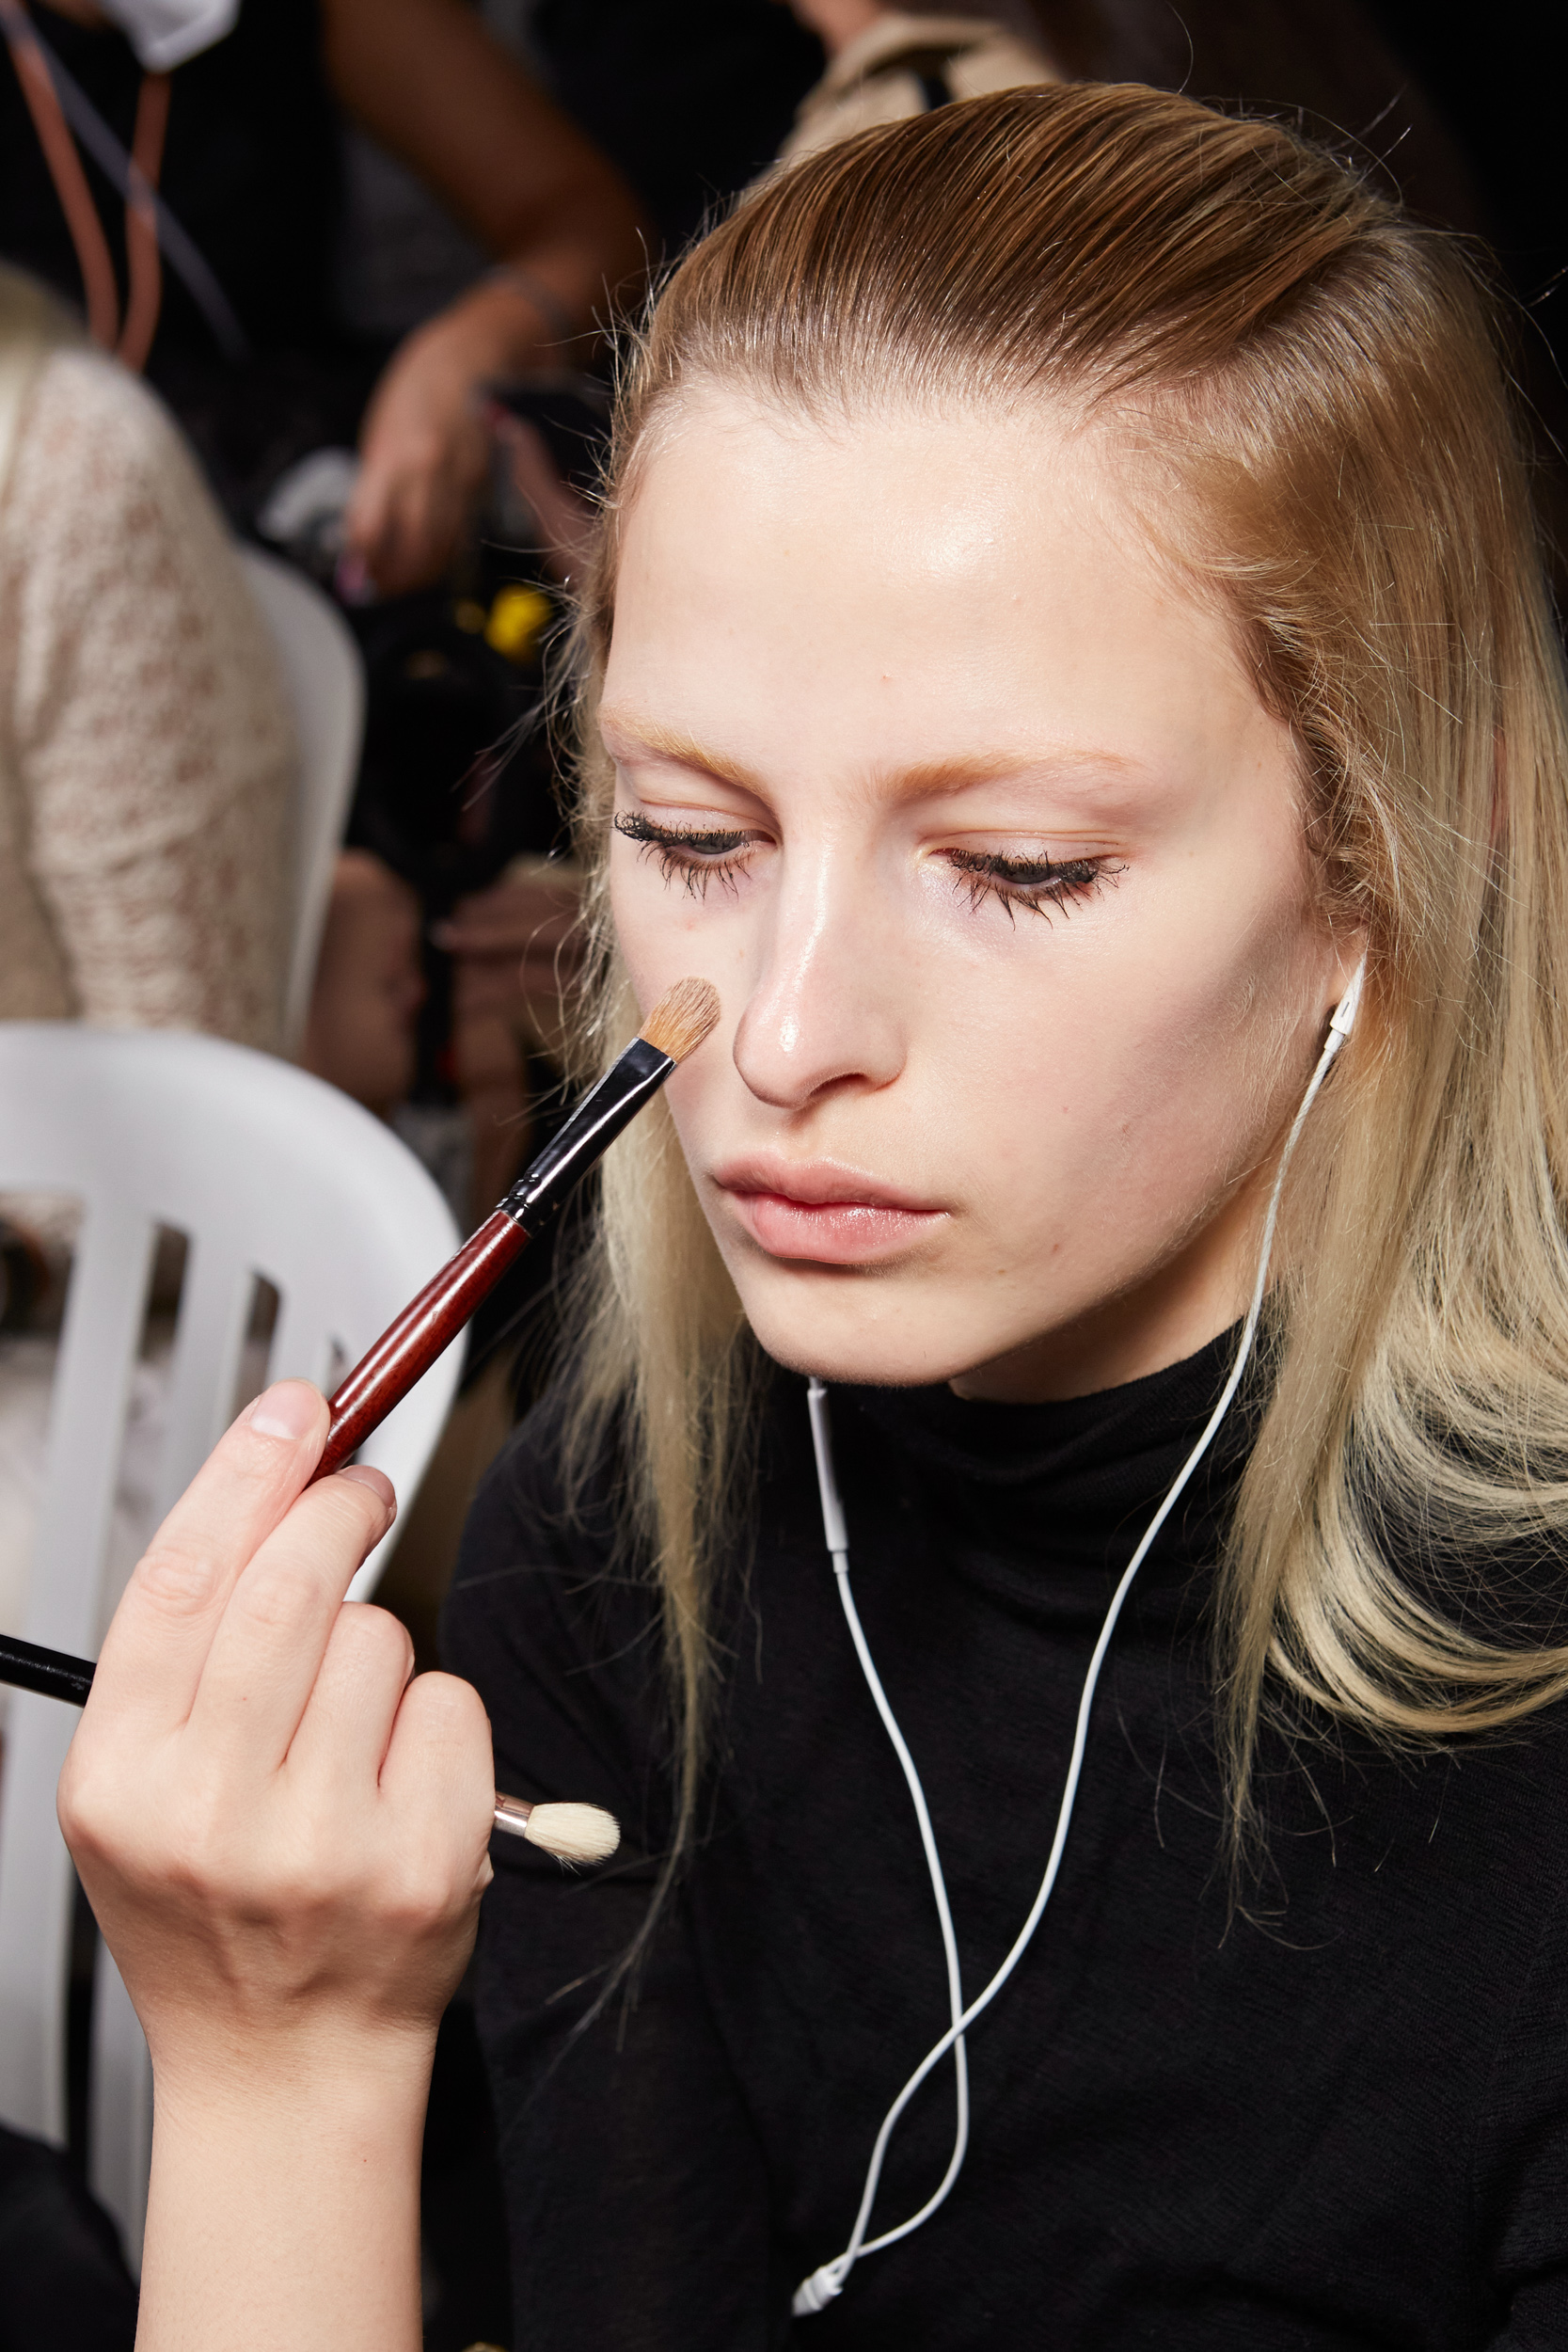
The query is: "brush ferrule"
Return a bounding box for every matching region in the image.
[504,1037,674,1235]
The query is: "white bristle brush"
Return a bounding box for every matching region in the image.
[494,1792,621,1866]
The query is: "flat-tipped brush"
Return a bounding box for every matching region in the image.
[312,976,720,1482]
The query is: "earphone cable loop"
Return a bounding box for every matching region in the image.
[793,973,1362,2318]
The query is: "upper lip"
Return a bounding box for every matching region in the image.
[710,1154,943,1213]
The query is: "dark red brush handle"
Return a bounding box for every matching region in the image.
[311,1209,529,1483]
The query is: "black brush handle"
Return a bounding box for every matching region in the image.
[0,1633,598,1860]
[0,1633,94,1705]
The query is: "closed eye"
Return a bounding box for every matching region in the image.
[942,847,1124,923]
[613,809,761,898]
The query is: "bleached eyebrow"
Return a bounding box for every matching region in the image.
[882,748,1142,803]
[599,710,768,796]
[599,707,1141,804]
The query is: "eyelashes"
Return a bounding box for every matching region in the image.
[942,846,1123,924]
[613,809,1124,920]
[613,809,754,898]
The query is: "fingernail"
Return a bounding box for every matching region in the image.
[340,1464,397,1513]
[246,1381,322,1442]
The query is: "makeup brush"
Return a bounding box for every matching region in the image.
[0,978,721,1867]
[311,974,720,1482]
[0,1631,622,1866]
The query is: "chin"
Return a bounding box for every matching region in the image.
[737,1272,992,1393]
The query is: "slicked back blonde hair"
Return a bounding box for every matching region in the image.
[558,83,1568,1863]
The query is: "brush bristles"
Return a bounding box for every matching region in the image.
[639,976,721,1065]
[523,1802,622,1866]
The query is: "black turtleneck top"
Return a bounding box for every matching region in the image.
[441,1341,1568,2349]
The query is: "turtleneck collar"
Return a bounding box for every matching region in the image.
[838,1327,1254,1628]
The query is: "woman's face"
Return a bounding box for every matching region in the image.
[604,389,1354,1399]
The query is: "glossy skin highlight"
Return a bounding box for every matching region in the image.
[605,390,1357,1401]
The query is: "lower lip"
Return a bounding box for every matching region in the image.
[725,1189,946,1265]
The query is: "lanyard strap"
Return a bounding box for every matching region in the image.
[0,0,246,364]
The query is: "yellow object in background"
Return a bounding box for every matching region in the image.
[484,583,552,664]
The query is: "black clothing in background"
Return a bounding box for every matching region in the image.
[0,2124,136,2351]
[0,0,381,527]
[445,1340,1568,2348]
[0,0,378,528]
[529,0,823,255]
[0,0,339,360]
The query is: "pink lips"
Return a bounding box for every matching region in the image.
[713,1156,947,1265]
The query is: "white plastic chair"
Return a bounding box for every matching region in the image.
[237,545,366,1054]
[0,1025,463,2265]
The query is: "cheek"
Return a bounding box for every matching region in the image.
[608,854,701,1014]
[607,856,747,1156]
[962,878,1327,1245]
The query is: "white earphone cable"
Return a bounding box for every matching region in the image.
[794,966,1363,2316]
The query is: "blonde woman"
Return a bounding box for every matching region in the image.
[58,85,1568,2350]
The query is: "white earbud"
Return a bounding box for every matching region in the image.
[1329,957,1366,1041]
[793,969,1365,2316]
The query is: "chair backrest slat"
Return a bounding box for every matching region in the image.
[153,1237,262,1525]
[0,1025,462,2260]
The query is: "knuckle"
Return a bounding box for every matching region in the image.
[56,1753,116,1856]
[133,1537,223,1618]
[232,1553,325,1635]
[313,1476,392,1549]
[327,1601,414,1685]
[384,1848,467,1935]
[362,1603,416,1677]
[406,1669,487,1737]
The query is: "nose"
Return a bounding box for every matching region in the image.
[732,836,906,1111]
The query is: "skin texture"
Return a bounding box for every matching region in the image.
[605,389,1358,1400]
[58,388,1357,2346]
[58,1382,495,2351]
[40,0,648,592]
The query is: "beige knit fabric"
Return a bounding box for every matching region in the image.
[777,11,1060,166]
[0,336,295,1050]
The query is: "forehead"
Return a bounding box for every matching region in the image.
[605,386,1269,795]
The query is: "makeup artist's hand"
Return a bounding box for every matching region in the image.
[56,1379,495,2352]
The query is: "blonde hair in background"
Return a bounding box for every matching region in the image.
[557,82,1568,1865]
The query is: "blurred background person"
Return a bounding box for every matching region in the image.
[299,849,426,1120]
[0,258,293,1057]
[0,0,650,1346]
[0,0,647,593]
[0,256,429,1678]
[777,0,1059,158]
